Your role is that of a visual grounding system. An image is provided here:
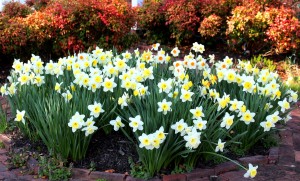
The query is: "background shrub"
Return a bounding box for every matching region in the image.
[136,0,300,56]
[162,0,202,45]
[25,0,51,10]
[198,14,222,38]
[226,0,300,55]
[137,0,170,44]
[266,7,300,54]
[0,0,137,61]
[2,1,33,18]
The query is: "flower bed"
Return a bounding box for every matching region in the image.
[0,43,298,179]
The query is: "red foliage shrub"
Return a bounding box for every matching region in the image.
[137,0,243,45]
[2,1,33,18]
[226,0,300,54]
[163,0,202,45]
[137,0,169,44]
[0,17,28,54]
[0,0,137,59]
[25,0,51,10]
[200,0,243,17]
[266,7,300,54]
[198,14,222,38]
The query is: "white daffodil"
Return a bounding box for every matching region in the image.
[154,126,167,142]
[191,42,205,53]
[7,82,17,96]
[109,116,125,131]
[118,93,129,109]
[129,115,144,132]
[54,82,63,93]
[180,89,194,102]
[84,117,95,127]
[241,75,256,93]
[278,98,290,112]
[88,102,105,118]
[190,106,205,119]
[208,54,215,64]
[68,112,85,132]
[32,74,44,86]
[244,163,258,178]
[171,119,188,135]
[12,59,23,73]
[284,113,292,123]
[224,69,236,83]
[157,99,172,115]
[0,84,7,96]
[139,133,153,150]
[62,90,73,102]
[171,47,180,57]
[260,120,275,132]
[82,124,98,137]
[241,110,256,125]
[102,77,117,92]
[193,118,207,131]
[287,90,298,103]
[18,73,30,85]
[220,112,234,129]
[229,99,244,112]
[114,58,128,72]
[215,139,225,152]
[15,110,26,124]
[151,43,160,51]
[184,128,201,149]
[158,78,173,94]
[142,67,154,80]
[266,111,281,124]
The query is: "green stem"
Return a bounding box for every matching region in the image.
[199,151,247,170]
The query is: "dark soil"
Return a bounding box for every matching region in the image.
[0,62,12,84]
[9,129,138,174]
[73,131,138,173]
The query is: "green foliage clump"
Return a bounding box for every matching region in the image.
[245,54,276,72]
[38,156,72,181]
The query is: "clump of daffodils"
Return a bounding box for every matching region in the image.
[2,42,298,179]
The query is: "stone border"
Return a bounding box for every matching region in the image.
[0,133,279,181]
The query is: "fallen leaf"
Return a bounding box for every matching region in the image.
[105,169,115,173]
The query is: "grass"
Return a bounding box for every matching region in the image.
[0,141,5,149]
[286,76,300,96]
[0,105,8,134]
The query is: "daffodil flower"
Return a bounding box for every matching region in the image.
[215,139,225,152]
[110,116,125,131]
[190,106,205,119]
[193,118,207,131]
[244,163,258,178]
[241,110,256,125]
[82,124,98,137]
[157,99,172,115]
[88,102,104,118]
[15,110,26,124]
[220,112,234,129]
[260,120,275,132]
[278,98,290,112]
[171,47,180,57]
[129,115,143,132]
[68,112,85,132]
[183,128,201,149]
[171,119,188,136]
